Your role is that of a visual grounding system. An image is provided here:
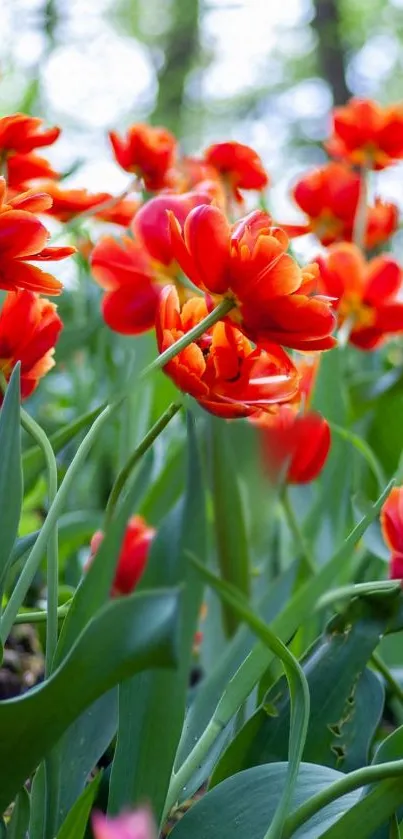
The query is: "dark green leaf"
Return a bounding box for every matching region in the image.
[207,416,250,635]
[0,365,23,589]
[0,588,179,813]
[54,454,151,666]
[57,691,117,828]
[169,763,361,839]
[108,413,206,822]
[57,773,102,839]
[211,597,390,785]
[7,788,30,839]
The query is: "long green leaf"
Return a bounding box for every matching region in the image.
[0,588,179,813]
[188,557,310,839]
[7,788,30,839]
[108,412,207,823]
[0,365,23,589]
[169,763,360,839]
[23,403,106,493]
[208,417,250,636]
[57,773,102,839]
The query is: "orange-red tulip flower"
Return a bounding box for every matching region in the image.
[255,407,331,484]
[156,286,300,418]
[89,516,156,596]
[317,243,403,350]
[326,99,403,169]
[0,114,60,157]
[288,163,398,248]
[0,177,52,215]
[90,235,164,334]
[0,290,62,399]
[0,202,75,295]
[168,205,336,351]
[381,486,403,580]
[92,809,156,839]
[109,123,176,191]
[132,189,212,267]
[6,152,60,191]
[37,180,140,226]
[204,141,269,202]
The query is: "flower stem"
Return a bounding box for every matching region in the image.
[13,604,70,625]
[105,400,182,525]
[282,758,403,838]
[0,402,118,643]
[352,165,369,250]
[19,407,59,676]
[141,298,235,379]
[281,489,316,576]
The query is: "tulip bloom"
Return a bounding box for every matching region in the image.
[255,407,331,485]
[317,243,403,350]
[204,141,269,202]
[0,113,60,156]
[288,163,398,248]
[132,189,212,267]
[0,201,75,295]
[326,99,403,169]
[38,180,140,225]
[109,123,176,191]
[168,206,336,351]
[89,516,156,596]
[92,809,156,839]
[90,235,165,334]
[381,487,403,580]
[0,290,62,399]
[6,153,60,191]
[156,287,300,418]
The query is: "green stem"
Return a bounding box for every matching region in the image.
[282,759,403,838]
[19,407,58,676]
[13,605,70,625]
[317,580,400,611]
[371,649,403,706]
[105,401,182,525]
[0,402,118,642]
[141,298,235,378]
[352,165,369,250]
[281,489,316,576]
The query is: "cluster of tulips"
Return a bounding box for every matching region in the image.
[1,101,403,601]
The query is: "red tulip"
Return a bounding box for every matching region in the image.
[0,290,62,400]
[255,407,331,485]
[204,141,269,201]
[381,487,403,580]
[109,123,176,191]
[317,243,403,350]
[156,286,300,419]
[89,516,155,596]
[326,98,403,169]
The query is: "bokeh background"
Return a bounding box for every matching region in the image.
[2,0,403,250]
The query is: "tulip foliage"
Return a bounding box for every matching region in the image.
[1,101,403,839]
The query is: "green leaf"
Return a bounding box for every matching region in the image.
[10,511,103,569]
[57,773,102,839]
[7,788,30,839]
[54,453,151,666]
[211,597,390,785]
[108,412,207,822]
[0,588,179,814]
[169,763,361,839]
[0,365,23,590]
[189,558,310,839]
[207,416,250,635]
[23,403,106,493]
[56,692,117,829]
[319,778,403,839]
[175,566,296,785]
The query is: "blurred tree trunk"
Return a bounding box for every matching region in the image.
[152,0,199,134]
[312,0,351,105]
